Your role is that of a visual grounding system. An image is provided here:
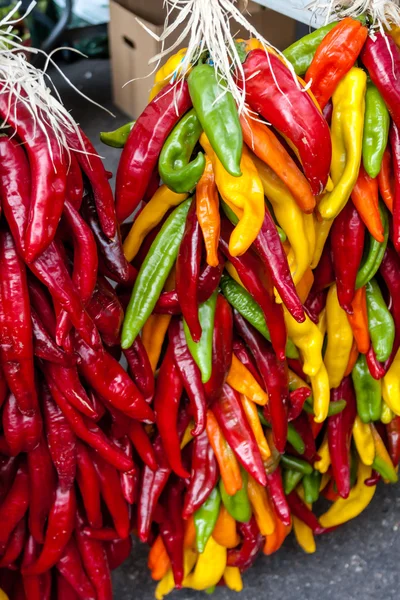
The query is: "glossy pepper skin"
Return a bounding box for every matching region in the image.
[331,199,365,313]
[356,203,389,290]
[194,487,221,553]
[363,81,390,179]
[378,148,394,213]
[184,291,218,385]
[220,469,252,523]
[227,517,264,571]
[100,121,134,148]
[188,64,242,177]
[352,353,382,423]
[351,165,384,243]
[305,18,368,110]
[365,278,395,363]
[241,49,332,196]
[389,122,400,252]
[159,108,205,193]
[283,21,337,75]
[203,294,233,402]
[183,429,219,518]
[116,82,192,222]
[159,481,185,586]
[196,155,220,267]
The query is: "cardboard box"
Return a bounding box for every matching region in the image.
[109,0,296,118]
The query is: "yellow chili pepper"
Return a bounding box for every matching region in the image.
[252,154,311,284]
[149,48,188,101]
[311,216,333,269]
[381,401,394,425]
[240,395,271,460]
[283,308,324,377]
[310,362,330,423]
[318,67,367,219]
[182,536,227,591]
[319,462,376,528]
[223,566,243,592]
[324,284,354,389]
[200,133,264,256]
[155,548,197,600]
[303,213,316,265]
[292,486,316,554]
[314,433,331,474]
[142,314,171,374]
[353,416,375,466]
[123,185,188,262]
[382,349,400,416]
[227,354,268,406]
[247,474,276,536]
[212,505,240,549]
[317,307,327,337]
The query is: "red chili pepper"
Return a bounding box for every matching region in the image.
[82,528,119,541]
[176,199,203,342]
[159,480,185,587]
[74,335,154,422]
[65,153,84,210]
[389,122,400,252]
[386,416,400,468]
[27,436,56,544]
[21,534,51,600]
[124,337,155,404]
[87,277,124,347]
[42,384,77,490]
[23,483,76,575]
[75,511,113,600]
[0,461,29,553]
[81,189,130,284]
[288,388,312,422]
[90,450,131,539]
[328,376,357,499]
[182,428,219,518]
[331,199,365,313]
[57,572,80,600]
[28,278,57,339]
[0,367,7,410]
[0,228,38,415]
[43,362,98,420]
[265,467,291,527]
[169,317,207,436]
[56,538,96,600]
[105,536,133,571]
[232,339,264,389]
[213,383,267,486]
[75,441,102,529]
[46,376,133,471]
[220,218,287,360]
[112,434,139,504]
[2,392,42,456]
[304,288,328,324]
[116,82,192,222]
[154,344,189,478]
[291,412,317,461]
[129,420,158,471]
[287,490,325,534]
[0,515,26,569]
[31,308,75,366]
[234,312,288,452]
[203,294,233,404]
[227,517,264,571]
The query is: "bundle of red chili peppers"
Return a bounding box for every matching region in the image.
[2,13,400,600]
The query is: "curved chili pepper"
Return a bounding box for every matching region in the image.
[106,536,133,571]
[304,288,328,324]
[227,517,264,571]
[116,82,192,222]
[123,338,155,404]
[220,469,251,523]
[87,277,124,347]
[183,429,219,519]
[240,49,332,196]
[352,353,382,422]
[76,441,102,529]
[169,317,207,436]
[363,81,390,179]
[2,392,42,456]
[56,538,96,600]
[27,435,56,544]
[387,417,400,468]
[366,278,395,363]
[356,203,389,290]
[351,166,383,244]
[31,308,75,366]
[286,491,325,534]
[112,434,139,504]
[100,121,134,148]
[283,21,338,75]
[128,420,158,471]
[43,361,97,420]
[159,480,185,587]
[184,290,218,384]
[204,294,233,403]
[194,486,221,554]
[0,462,29,553]
[378,148,394,213]
[196,155,220,267]
[0,515,26,569]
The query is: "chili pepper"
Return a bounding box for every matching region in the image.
[149,536,170,581]
[184,536,227,591]
[21,534,50,600]
[240,113,314,213]
[75,511,113,600]
[366,278,395,363]
[0,515,26,569]
[212,505,240,549]
[183,290,218,384]
[283,21,337,75]
[56,538,96,600]
[386,417,400,467]
[100,121,134,148]
[247,474,275,536]
[124,337,154,404]
[196,155,220,267]
[331,199,365,312]
[0,462,29,553]
[383,350,400,416]
[43,362,97,420]
[390,122,400,251]
[241,396,270,460]
[116,83,191,222]
[325,284,354,389]
[23,484,76,575]
[149,48,187,99]
[371,424,398,484]
[305,18,368,110]
[142,313,171,373]
[2,392,42,456]
[318,68,367,220]
[0,228,37,415]
[226,354,268,406]
[283,468,304,495]
[291,413,316,460]
[31,308,73,366]
[188,64,242,177]
[280,455,312,475]
[352,353,382,423]
[106,536,133,571]
[220,469,252,524]
[159,108,205,193]
[344,339,359,376]
[183,429,219,518]
[206,409,242,496]
[126,421,155,471]
[356,205,389,290]
[263,508,291,556]
[347,287,370,354]
[65,153,84,210]
[352,416,374,467]
[303,471,322,505]
[287,491,324,534]
[194,487,221,554]
[122,198,191,348]
[113,435,139,504]
[227,517,264,571]
[234,313,288,453]
[27,435,56,544]
[241,49,331,195]
[304,288,328,324]
[363,81,390,179]
[87,279,124,348]
[155,548,198,599]
[378,148,394,213]
[75,442,102,529]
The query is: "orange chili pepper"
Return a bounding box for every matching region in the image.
[184,515,196,548]
[346,287,371,354]
[264,510,292,556]
[247,475,276,536]
[148,536,170,581]
[206,410,242,496]
[351,165,384,242]
[378,147,394,213]
[296,268,314,304]
[344,339,359,376]
[240,113,315,213]
[240,395,271,461]
[212,505,240,548]
[226,354,269,406]
[196,155,220,267]
[142,314,171,374]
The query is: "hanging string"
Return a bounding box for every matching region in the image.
[308,0,400,29]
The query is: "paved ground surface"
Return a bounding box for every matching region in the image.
[52,58,400,600]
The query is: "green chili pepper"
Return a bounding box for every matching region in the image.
[283,22,338,75]
[100,121,135,148]
[194,487,221,553]
[303,398,347,417]
[220,275,299,359]
[159,109,206,193]
[356,203,389,289]
[287,423,306,455]
[280,455,313,475]
[188,64,242,177]
[184,290,218,383]
[372,456,399,484]
[366,278,395,363]
[362,82,390,179]
[352,353,382,423]
[283,469,303,495]
[303,471,321,504]
[121,198,191,349]
[219,470,252,523]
